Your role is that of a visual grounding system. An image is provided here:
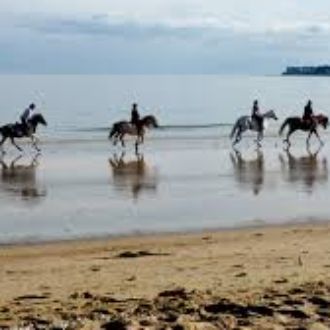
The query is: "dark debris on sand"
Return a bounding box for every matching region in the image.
[1,281,330,329]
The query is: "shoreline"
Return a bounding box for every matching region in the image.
[1,218,329,248]
[0,221,330,328]
[0,218,330,250]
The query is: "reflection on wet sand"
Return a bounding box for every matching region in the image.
[0,154,46,201]
[230,149,264,195]
[109,152,158,200]
[279,148,328,193]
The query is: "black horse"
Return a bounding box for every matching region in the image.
[279,114,328,147]
[109,115,158,152]
[0,113,47,153]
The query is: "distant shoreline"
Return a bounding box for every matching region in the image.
[283,65,330,76]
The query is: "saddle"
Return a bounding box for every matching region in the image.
[250,117,263,130]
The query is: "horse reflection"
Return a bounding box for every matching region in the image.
[109,152,157,200]
[0,154,46,200]
[279,147,328,193]
[230,149,264,195]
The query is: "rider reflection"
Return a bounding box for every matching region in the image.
[0,154,46,201]
[230,148,264,195]
[279,147,328,193]
[108,152,158,200]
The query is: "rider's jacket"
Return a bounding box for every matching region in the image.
[303,104,313,121]
[131,109,140,125]
[252,104,261,118]
[20,108,33,124]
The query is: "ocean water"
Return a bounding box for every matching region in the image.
[0,75,330,244]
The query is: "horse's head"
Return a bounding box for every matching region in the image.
[142,115,159,128]
[319,115,328,129]
[30,113,48,127]
[263,110,278,121]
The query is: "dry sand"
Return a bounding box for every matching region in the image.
[0,223,330,329]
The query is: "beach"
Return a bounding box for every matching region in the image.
[1,75,330,328]
[0,223,329,328]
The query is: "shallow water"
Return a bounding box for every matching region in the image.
[0,75,330,243]
[0,132,329,244]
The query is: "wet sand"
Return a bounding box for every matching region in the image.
[0,223,330,328]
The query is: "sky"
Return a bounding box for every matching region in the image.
[1,0,330,74]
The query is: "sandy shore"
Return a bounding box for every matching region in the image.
[0,223,330,329]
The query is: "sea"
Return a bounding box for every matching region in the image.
[0,75,330,244]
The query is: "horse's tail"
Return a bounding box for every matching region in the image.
[109,126,116,139]
[279,119,289,136]
[109,123,121,140]
[230,120,239,139]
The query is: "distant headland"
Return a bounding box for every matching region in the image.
[283,65,330,76]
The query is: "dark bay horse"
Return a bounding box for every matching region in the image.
[0,113,47,153]
[279,114,328,147]
[109,115,158,151]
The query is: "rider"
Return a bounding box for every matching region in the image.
[20,103,36,134]
[130,103,141,134]
[251,100,263,130]
[302,100,314,124]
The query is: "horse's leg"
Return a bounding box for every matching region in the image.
[257,130,263,148]
[284,129,294,148]
[120,134,125,147]
[31,135,41,152]
[113,133,118,146]
[10,137,23,152]
[306,130,313,146]
[313,129,323,146]
[0,136,7,154]
[232,128,241,146]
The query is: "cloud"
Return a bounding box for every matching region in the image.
[14,13,330,43]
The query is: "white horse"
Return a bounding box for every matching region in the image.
[230,110,278,147]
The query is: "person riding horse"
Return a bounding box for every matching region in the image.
[302,100,314,125]
[130,103,141,135]
[251,100,263,131]
[20,103,36,135]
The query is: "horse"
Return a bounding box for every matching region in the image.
[109,115,158,152]
[230,110,278,147]
[0,113,47,153]
[279,114,328,147]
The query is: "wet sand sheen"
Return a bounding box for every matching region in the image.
[0,223,329,328]
[0,135,329,243]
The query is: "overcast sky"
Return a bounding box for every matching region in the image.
[1,0,330,74]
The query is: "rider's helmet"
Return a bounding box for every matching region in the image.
[29,103,36,110]
[132,103,138,109]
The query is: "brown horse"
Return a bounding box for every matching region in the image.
[279,114,328,147]
[109,115,158,152]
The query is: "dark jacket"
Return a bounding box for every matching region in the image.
[131,109,140,125]
[303,104,313,121]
